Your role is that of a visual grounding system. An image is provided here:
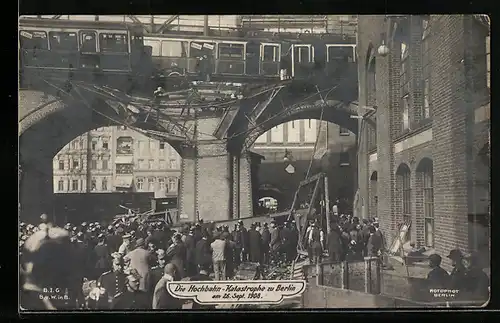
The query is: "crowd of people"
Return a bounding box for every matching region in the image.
[19,213,305,310]
[19,208,489,310]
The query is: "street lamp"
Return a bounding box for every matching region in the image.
[283,149,293,162]
[377,40,390,57]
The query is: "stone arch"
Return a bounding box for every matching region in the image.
[415,158,434,247]
[396,162,412,242]
[369,171,378,218]
[242,101,358,151]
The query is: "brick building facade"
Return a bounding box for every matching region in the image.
[356,15,490,267]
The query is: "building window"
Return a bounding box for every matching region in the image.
[149,141,156,154]
[58,180,64,191]
[91,178,97,190]
[148,177,155,191]
[169,159,177,169]
[71,140,79,150]
[72,159,79,169]
[339,152,350,166]
[308,119,312,129]
[422,16,431,120]
[339,127,350,136]
[168,178,177,192]
[72,179,79,191]
[402,94,410,131]
[138,159,145,169]
[136,178,144,190]
[148,159,154,170]
[422,165,434,247]
[91,159,97,170]
[102,140,109,150]
[102,159,108,170]
[291,121,295,129]
[58,160,65,170]
[159,177,166,190]
[401,41,410,131]
[397,164,412,242]
[102,178,108,190]
[160,142,165,150]
[159,159,166,169]
[91,140,97,150]
[117,136,133,154]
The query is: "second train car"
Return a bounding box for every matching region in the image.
[143,32,356,82]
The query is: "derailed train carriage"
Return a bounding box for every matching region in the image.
[18,17,152,90]
[143,31,357,85]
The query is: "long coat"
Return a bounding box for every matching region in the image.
[126,247,153,292]
[326,229,343,262]
[261,229,271,252]
[248,229,262,262]
[166,242,187,279]
[195,238,213,270]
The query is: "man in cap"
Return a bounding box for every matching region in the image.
[152,263,183,309]
[447,249,467,290]
[118,234,132,255]
[238,220,249,262]
[195,231,212,273]
[20,226,76,310]
[269,220,283,264]
[184,226,197,277]
[97,253,127,308]
[260,223,271,265]
[106,225,121,253]
[307,222,325,265]
[112,269,151,309]
[464,253,489,301]
[210,233,227,281]
[166,233,187,279]
[151,249,167,288]
[426,254,450,289]
[248,223,262,263]
[126,238,153,293]
[93,233,112,279]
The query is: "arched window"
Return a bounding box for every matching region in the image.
[396,163,412,242]
[417,158,434,247]
[370,171,378,218]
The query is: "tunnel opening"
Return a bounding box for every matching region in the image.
[249,118,357,216]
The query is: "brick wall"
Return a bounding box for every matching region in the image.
[358,15,490,265]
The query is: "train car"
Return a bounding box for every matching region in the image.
[143,31,356,85]
[19,17,151,89]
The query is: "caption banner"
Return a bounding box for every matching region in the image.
[167,280,306,305]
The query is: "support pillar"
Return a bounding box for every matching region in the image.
[19,154,54,224]
[178,116,254,222]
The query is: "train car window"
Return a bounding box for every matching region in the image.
[190,41,215,58]
[132,35,144,49]
[218,43,245,59]
[262,44,280,62]
[161,40,188,57]
[144,39,160,56]
[80,31,97,52]
[19,30,48,50]
[49,32,78,51]
[327,45,355,63]
[99,33,128,53]
[293,45,311,63]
